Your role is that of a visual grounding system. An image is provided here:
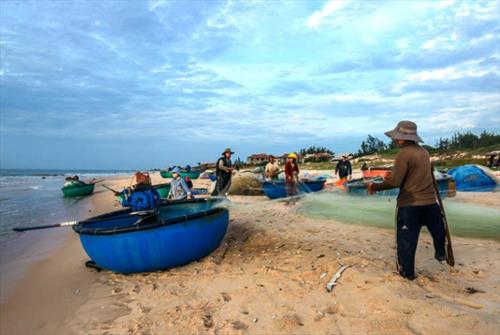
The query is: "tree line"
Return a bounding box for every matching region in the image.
[356,130,500,157]
[436,131,500,150]
[299,146,334,156]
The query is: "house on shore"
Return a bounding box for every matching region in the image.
[247,153,303,165]
[304,152,334,162]
[246,153,272,165]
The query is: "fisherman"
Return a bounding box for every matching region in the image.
[335,155,352,180]
[213,148,235,196]
[264,155,280,180]
[285,153,300,198]
[120,172,161,211]
[64,175,86,187]
[168,167,193,200]
[367,121,447,280]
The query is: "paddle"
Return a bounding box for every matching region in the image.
[13,209,158,232]
[102,184,121,195]
[13,221,79,232]
[89,179,105,185]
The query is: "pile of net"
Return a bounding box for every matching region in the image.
[229,173,263,195]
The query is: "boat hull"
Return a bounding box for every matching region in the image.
[154,183,171,198]
[62,183,95,197]
[160,171,200,179]
[73,199,228,273]
[262,180,326,199]
[362,168,392,179]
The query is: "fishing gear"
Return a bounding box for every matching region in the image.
[431,168,455,266]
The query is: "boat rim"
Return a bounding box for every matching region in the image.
[73,198,226,236]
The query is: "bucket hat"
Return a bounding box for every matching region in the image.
[222,148,235,155]
[384,121,423,143]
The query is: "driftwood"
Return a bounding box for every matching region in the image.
[326,264,351,292]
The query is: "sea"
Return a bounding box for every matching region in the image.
[0,169,133,303]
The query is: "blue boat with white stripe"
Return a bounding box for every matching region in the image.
[73,198,228,273]
[262,180,326,199]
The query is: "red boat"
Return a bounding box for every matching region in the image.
[362,167,392,179]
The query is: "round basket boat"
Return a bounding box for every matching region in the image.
[262,180,326,199]
[73,198,228,273]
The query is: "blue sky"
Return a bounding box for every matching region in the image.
[1,0,499,169]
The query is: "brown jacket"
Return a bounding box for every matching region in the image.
[372,143,437,207]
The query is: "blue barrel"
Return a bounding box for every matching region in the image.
[262,180,326,199]
[73,199,229,273]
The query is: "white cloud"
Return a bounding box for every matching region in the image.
[406,67,491,82]
[426,103,496,130]
[305,0,349,28]
[421,35,458,50]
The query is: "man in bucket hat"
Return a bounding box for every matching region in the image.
[335,154,352,180]
[367,121,447,280]
[213,148,235,196]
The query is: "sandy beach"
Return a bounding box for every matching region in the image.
[1,171,499,335]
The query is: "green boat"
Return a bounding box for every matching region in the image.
[155,183,171,198]
[160,171,200,179]
[62,183,95,197]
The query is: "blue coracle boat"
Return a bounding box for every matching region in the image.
[73,199,228,273]
[262,180,326,199]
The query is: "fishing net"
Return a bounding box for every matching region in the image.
[296,191,500,241]
[228,173,263,195]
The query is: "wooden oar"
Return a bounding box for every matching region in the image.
[431,169,455,267]
[89,179,105,185]
[102,184,121,195]
[13,220,79,232]
[13,209,158,232]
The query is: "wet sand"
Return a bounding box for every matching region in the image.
[1,172,499,335]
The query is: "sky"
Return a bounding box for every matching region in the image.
[0,0,499,170]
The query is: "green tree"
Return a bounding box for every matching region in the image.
[299,146,334,155]
[357,135,387,156]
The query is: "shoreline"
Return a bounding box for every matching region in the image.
[0,173,142,334]
[1,172,499,334]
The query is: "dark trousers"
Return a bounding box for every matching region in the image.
[286,182,298,197]
[213,175,231,196]
[396,203,446,279]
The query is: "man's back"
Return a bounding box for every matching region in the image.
[373,143,436,206]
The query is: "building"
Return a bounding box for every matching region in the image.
[247,153,303,165]
[304,152,333,162]
[246,153,273,165]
